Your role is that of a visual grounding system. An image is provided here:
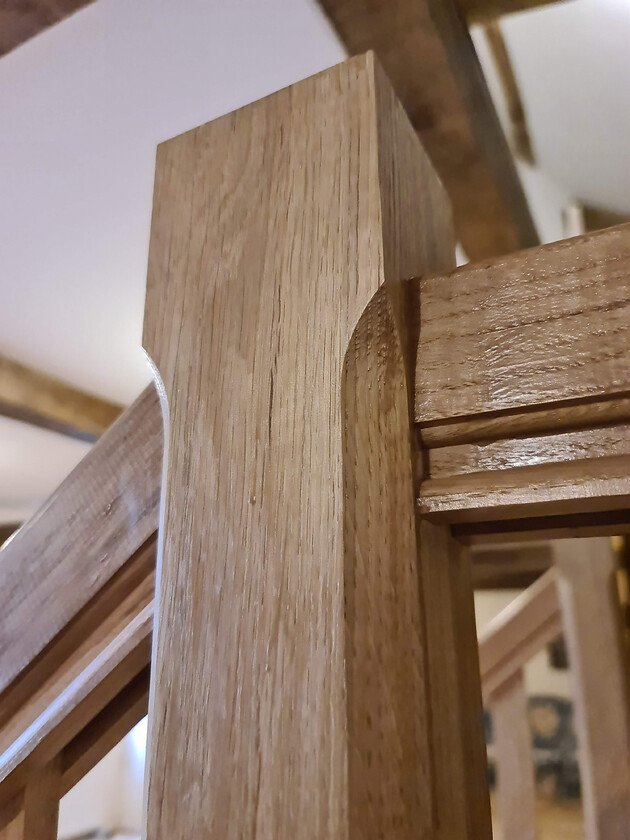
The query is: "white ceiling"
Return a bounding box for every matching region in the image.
[0,0,627,518]
[499,0,630,215]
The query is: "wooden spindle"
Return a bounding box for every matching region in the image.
[490,670,537,840]
[555,538,630,840]
[0,759,60,840]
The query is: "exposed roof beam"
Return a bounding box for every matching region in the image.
[0,355,122,442]
[0,0,569,60]
[462,0,571,24]
[0,1,95,57]
[472,543,553,588]
[318,0,539,259]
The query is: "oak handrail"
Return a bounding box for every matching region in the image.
[478,568,562,699]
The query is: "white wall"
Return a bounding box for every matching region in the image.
[58,742,126,837]
[0,0,346,521]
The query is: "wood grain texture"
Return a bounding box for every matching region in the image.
[0,354,122,441]
[0,759,60,840]
[478,568,561,698]
[60,666,149,796]
[0,559,152,756]
[414,223,630,529]
[317,0,538,260]
[419,521,492,839]
[420,395,630,448]
[0,603,151,809]
[420,453,630,522]
[0,0,95,57]
[555,539,630,840]
[143,53,489,839]
[416,223,630,424]
[490,671,537,840]
[429,424,630,478]
[0,538,154,734]
[0,384,161,696]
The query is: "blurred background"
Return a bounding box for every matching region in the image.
[1,1,629,837]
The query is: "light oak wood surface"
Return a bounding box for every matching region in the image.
[0,602,151,812]
[143,53,489,840]
[479,568,562,698]
[59,666,149,797]
[0,384,160,697]
[0,760,60,840]
[491,671,537,840]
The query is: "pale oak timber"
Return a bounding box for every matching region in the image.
[420,395,630,448]
[429,424,630,478]
[0,759,60,840]
[419,520,491,838]
[0,354,122,442]
[555,539,630,840]
[0,670,148,825]
[0,384,161,696]
[490,671,537,840]
[421,455,630,523]
[143,54,490,840]
[0,604,152,810]
[478,568,561,698]
[317,0,538,260]
[0,561,153,754]
[60,666,149,796]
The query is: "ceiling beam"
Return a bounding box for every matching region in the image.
[462,0,571,24]
[0,355,122,442]
[318,0,539,259]
[0,0,570,60]
[0,0,95,57]
[472,543,553,588]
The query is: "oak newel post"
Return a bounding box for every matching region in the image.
[143,54,490,839]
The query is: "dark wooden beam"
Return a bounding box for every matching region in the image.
[461,0,571,24]
[482,21,533,163]
[0,355,122,442]
[0,1,95,57]
[0,524,20,548]
[318,0,539,259]
[472,543,552,588]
